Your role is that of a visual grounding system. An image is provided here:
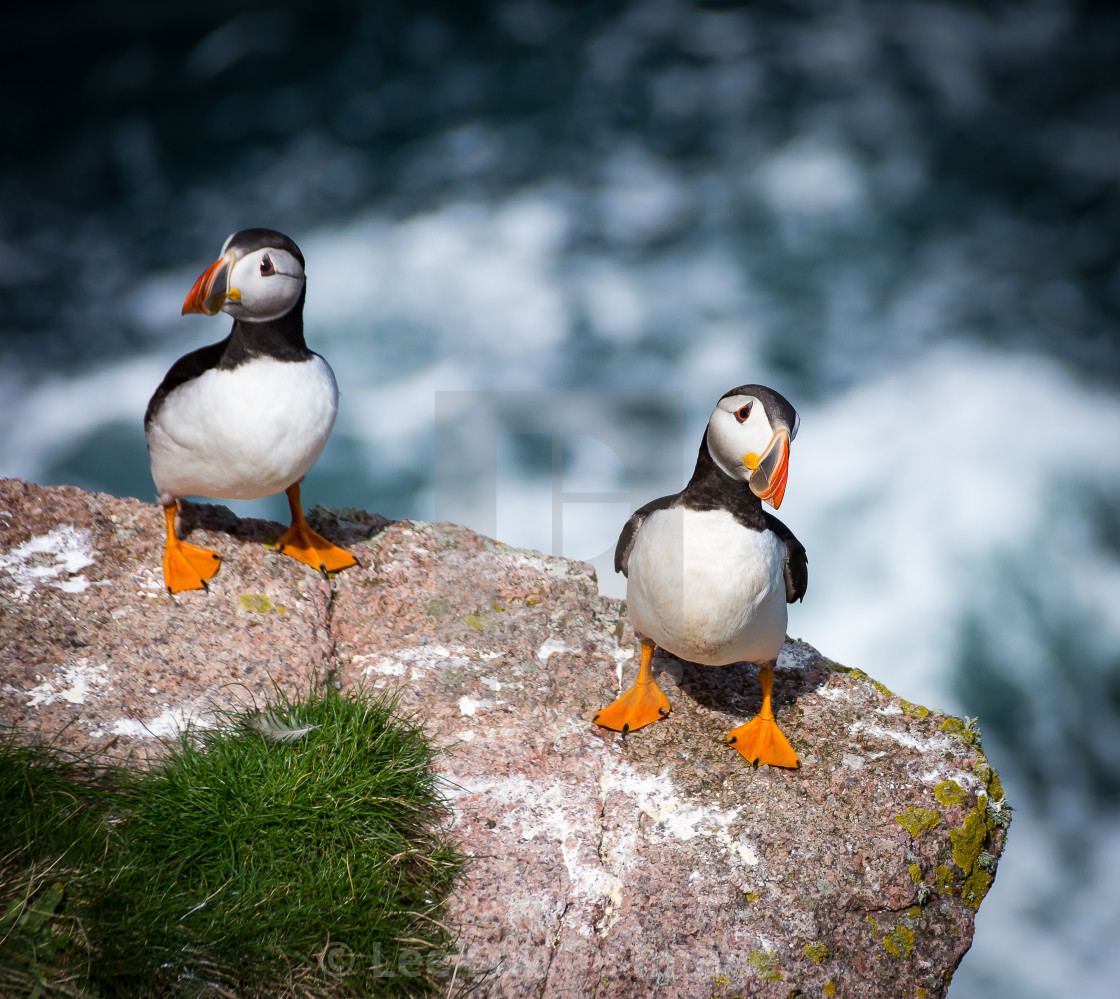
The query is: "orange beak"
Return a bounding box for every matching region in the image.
[747,428,791,509]
[182,254,232,316]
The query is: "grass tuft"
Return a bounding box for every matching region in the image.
[1,687,467,998]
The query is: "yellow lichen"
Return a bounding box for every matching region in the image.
[950,809,988,872]
[239,593,285,613]
[939,717,977,746]
[954,835,997,908]
[747,949,782,982]
[823,983,836,997]
[962,867,994,909]
[804,942,829,964]
[829,663,896,697]
[895,807,941,837]
[973,757,1006,803]
[900,698,930,718]
[465,615,493,631]
[909,863,922,883]
[934,865,953,893]
[934,780,965,806]
[883,925,914,958]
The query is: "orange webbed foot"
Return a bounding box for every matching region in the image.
[594,640,669,734]
[163,539,221,594]
[725,715,800,768]
[277,522,358,576]
[278,482,358,577]
[725,661,801,768]
[594,678,671,734]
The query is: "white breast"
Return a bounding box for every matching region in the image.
[147,355,339,504]
[625,507,788,666]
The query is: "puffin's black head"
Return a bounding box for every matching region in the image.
[706,384,800,508]
[182,228,306,323]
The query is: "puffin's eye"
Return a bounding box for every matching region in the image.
[259,254,275,276]
[735,403,752,423]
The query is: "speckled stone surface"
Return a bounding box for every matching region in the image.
[0,479,1009,997]
[0,478,362,762]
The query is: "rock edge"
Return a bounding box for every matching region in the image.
[0,478,1009,998]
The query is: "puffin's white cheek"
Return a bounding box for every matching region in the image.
[708,424,750,480]
[230,276,301,321]
[255,285,288,313]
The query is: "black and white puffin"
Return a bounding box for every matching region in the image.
[595,384,807,768]
[145,228,357,594]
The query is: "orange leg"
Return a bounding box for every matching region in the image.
[161,503,221,594]
[726,662,800,768]
[593,640,671,734]
[276,483,358,577]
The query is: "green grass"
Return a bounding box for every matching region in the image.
[1,688,468,998]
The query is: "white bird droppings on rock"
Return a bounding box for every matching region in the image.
[110,707,208,739]
[25,660,109,707]
[537,635,570,661]
[0,525,95,599]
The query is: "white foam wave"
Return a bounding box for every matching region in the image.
[3,149,1120,999]
[780,348,1120,714]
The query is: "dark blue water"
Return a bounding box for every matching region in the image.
[3,2,1120,994]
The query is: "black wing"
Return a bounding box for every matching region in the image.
[144,338,228,429]
[614,493,678,577]
[764,511,808,603]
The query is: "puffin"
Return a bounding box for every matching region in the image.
[595,384,807,768]
[144,228,357,594]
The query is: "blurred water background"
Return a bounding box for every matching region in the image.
[3,1,1119,993]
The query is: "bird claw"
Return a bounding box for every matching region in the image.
[725,715,801,768]
[592,676,671,734]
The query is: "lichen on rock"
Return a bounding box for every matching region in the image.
[0,478,1011,998]
[896,806,941,837]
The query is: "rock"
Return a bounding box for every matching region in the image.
[0,478,1009,998]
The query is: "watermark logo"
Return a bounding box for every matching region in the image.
[315,940,464,981]
[319,940,356,977]
[434,390,684,580]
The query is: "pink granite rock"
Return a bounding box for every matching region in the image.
[0,479,1008,997]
